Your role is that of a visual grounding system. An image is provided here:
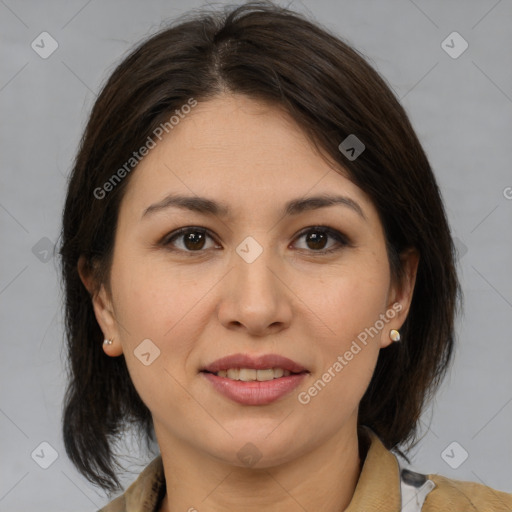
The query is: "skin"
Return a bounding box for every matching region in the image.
[79,94,419,512]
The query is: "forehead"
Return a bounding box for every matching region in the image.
[119,94,376,222]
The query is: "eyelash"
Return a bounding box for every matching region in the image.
[160,226,351,255]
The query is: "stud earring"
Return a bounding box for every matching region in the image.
[103,338,113,346]
[389,329,401,342]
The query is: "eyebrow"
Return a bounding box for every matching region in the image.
[141,193,366,221]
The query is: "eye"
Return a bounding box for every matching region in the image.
[160,225,350,255]
[161,227,220,252]
[292,226,350,254]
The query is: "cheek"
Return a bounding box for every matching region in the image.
[296,276,388,424]
[111,249,194,334]
[110,251,220,371]
[109,255,207,416]
[296,255,390,400]
[299,257,391,345]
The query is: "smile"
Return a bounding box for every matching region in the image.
[208,368,293,381]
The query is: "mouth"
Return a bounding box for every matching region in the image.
[201,367,305,381]
[200,352,309,377]
[200,353,309,405]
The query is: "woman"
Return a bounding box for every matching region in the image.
[59,2,512,511]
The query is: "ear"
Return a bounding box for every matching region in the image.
[78,255,123,357]
[380,247,420,349]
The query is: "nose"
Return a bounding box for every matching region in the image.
[217,242,293,336]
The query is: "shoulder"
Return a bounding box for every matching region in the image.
[97,455,165,512]
[361,428,511,512]
[422,473,512,511]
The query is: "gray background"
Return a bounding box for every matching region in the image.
[1,0,511,510]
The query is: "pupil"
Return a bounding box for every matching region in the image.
[307,232,327,250]
[185,232,205,250]
[182,231,328,251]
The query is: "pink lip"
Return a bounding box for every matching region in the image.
[200,353,309,406]
[201,372,308,405]
[201,353,307,373]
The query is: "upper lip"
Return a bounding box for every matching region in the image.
[201,353,308,374]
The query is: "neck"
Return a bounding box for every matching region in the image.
[157,422,366,512]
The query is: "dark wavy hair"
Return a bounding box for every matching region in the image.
[59,0,461,494]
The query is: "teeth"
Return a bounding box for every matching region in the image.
[227,368,239,379]
[214,368,293,381]
[239,368,257,381]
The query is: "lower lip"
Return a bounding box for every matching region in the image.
[201,371,308,405]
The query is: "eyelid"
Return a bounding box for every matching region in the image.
[160,226,220,248]
[160,225,351,254]
[292,226,351,253]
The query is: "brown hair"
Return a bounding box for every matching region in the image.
[59,0,460,494]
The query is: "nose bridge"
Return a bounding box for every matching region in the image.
[233,234,279,301]
[217,234,292,333]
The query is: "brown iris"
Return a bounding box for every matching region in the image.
[183,231,207,250]
[305,231,328,250]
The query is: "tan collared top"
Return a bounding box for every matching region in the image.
[98,427,512,511]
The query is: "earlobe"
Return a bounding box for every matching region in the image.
[102,337,124,357]
[91,284,124,356]
[380,248,420,348]
[77,255,123,357]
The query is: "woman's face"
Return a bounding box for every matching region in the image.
[86,93,417,468]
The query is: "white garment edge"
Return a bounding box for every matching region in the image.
[395,454,437,512]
